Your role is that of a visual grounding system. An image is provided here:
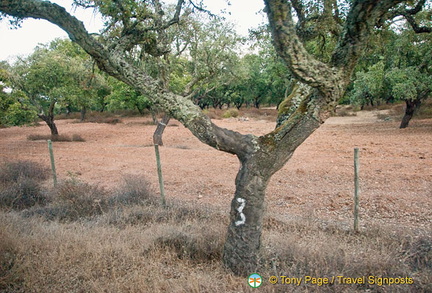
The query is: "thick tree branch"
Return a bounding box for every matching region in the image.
[263,0,341,94]
[383,0,432,33]
[403,12,432,33]
[331,0,405,73]
[0,0,255,159]
[407,0,428,15]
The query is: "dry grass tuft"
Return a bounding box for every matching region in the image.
[402,235,432,271]
[202,108,223,119]
[0,178,46,211]
[222,109,239,118]
[110,175,157,206]
[240,107,278,121]
[152,223,224,263]
[0,224,22,291]
[333,106,358,117]
[87,117,122,124]
[83,112,123,124]
[203,107,278,121]
[26,179,109,222]
[416,100,432,119]
[0,161,50,210]
[0,160,50,184]
[27,133,85,142]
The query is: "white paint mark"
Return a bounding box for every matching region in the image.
[234,198,246,226]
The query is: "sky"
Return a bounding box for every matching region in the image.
[0,0,266,62]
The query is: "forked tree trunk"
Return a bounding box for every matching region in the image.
[38,100,59,136]
[222,85,327,274]
[400,99,421,129]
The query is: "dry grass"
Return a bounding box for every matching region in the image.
[86,117,122,124]
[0,163,430,292]
[333,105,358,117]
[416,99,432,120]
[202,108,224,119]
[222,109,240,118]
[83,112,123,124]
[0,161,50,211]
[27,134,85,142]
[57,111,130,122]
[203,107,278,121]
[240,107,278,121]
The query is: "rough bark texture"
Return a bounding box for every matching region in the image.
[0,0,423,276]
[223,161,268,274]
[38,113,59,136]
[400,99,421,128]
[153,114,170,146]
[37,100,58,136]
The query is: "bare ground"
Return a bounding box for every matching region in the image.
[1,109,431,230]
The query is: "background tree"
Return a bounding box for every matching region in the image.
[0,62,37,126]
[9,46,74,135]
[106,77,151,114]
[347,24,432,127]
[1,0,430,275]
[6,39,114,132]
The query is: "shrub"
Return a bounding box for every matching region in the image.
[85,112,122,124]
[46,179,108,221]
[110,175,156,206]
[27,134,51,141]
[0,178,46,210]
[0,160,49,184]
[202,108,223,119]
[222,108,239,118]
[1,101,37,126]
[0,161,49,210]
[27,134,85,142]
[403,235,432,270]
[71,134,85,142]
[154,227,223,262]
[0,225,22,291]
[240,107,278,121]
[417,100,432,119]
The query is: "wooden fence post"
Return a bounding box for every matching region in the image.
[154,144,166,207]
[354,148,360,232]
[47,140,57,187]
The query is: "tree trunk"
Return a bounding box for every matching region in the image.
[400,99,421,128]
[38,114,59,136]
[223,158,269,275]
[136,103,145,115]
[153,114,170,146]
[151,111,158,124]
[38,100,58,136]
[80,106,87,122]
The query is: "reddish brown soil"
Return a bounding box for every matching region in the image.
[1,110,431,229]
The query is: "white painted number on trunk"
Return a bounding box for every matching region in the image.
[235,198,246,226]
